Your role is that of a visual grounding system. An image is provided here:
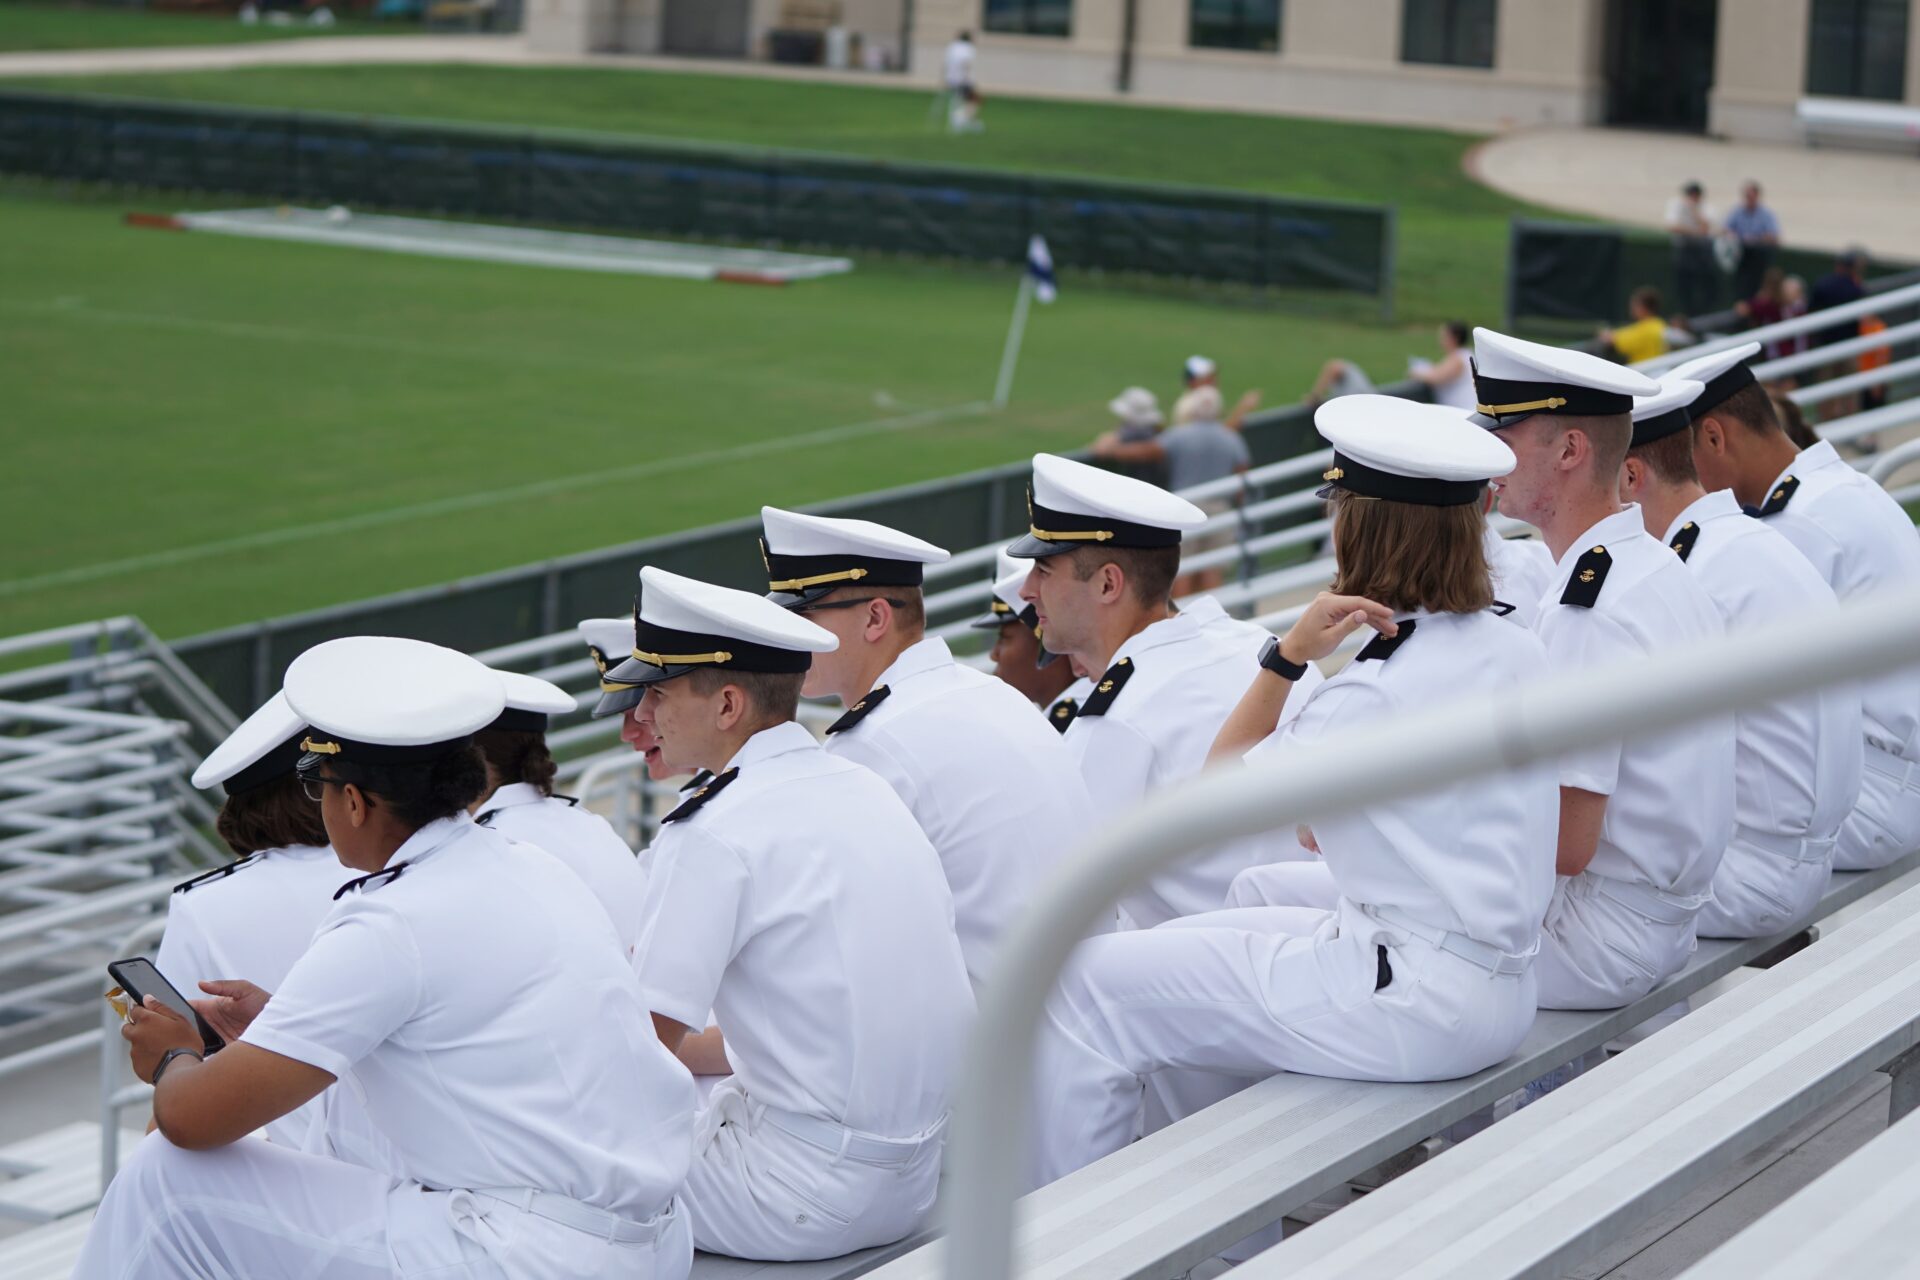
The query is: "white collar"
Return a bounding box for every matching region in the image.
[1766,440,1839,496]
[1110,609,1201,668]
[723,720,819,773]
[1176,595,1227,626]
[388,811,474,873]
[872,635,954,692]
[480,781,545,814]
[1663,489,1741,543]
[1553,506,1648,577]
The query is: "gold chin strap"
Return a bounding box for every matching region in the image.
[299,737,342,755]
[631,648,733,666]
[1476,396,1567,416]
[600,679,638,694]
[766,567,868,592]
[1029,525,1114,542]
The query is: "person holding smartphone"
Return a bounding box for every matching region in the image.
[79,636,696,1280]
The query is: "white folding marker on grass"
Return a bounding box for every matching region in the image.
[129,207,855,285]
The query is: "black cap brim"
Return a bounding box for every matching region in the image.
[1036,647,1062,669]
[766,587,836,610]
[1006,531,1075,559]
[603,655,697,689]
[968,611,1008,630]
[590,684,645,718]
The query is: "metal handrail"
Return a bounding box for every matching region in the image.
[1868,438,1920,483]
[1790,354,1920,408]
[941,586,1920,1280]
[1636,278,1920,373]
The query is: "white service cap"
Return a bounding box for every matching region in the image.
[1468,327,1660,429]
[760,506,949,607]
[577,616,641,718]
[1314,395,1515,505]
[1630,378,1706,447]
[1664,341,1763,417]
[603,566,837,691]
[1007,453,1207,559]
[285,636,504,763]
[489,668,574,733]
[191,689,307,793]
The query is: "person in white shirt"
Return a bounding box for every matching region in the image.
[156,691,356,1155]
[1683,342,1920,871]
[1029,398,1557,1190]
[1482,499,1557,629]
[81,636,695,1280]
[942,31,981,132]
[472,668,648,952]
[1472,327,1736,1010]
[1622,374,1863,937]
[968,548,1081,713]
[760,508,1097,989]
[1011,453,1323,927]
[609,568,973,1261]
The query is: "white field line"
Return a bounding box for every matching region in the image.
[0,400,995,598]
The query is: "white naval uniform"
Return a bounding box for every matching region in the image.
[1484,526,1556,628]
[1531,507,1736,1010]
[476,782,647,953]
[1755,439,1920,870]
[824,636,1095,988]
[155,844,355,1150]
[1664,491,1864,937]
[1064,599,1323,928]
[78,815,696,1280]
[631,721,973,1261]
[1047,675,1093,734]
[1030,608,1558,1187]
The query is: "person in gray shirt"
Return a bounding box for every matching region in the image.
[1092,385,1250,590]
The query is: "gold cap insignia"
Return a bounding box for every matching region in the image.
[1322,466,1344,482]
[300,737,342,755]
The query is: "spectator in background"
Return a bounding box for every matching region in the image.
[1092,385,1250,594]
[1810,249,1869,418]
[1665,181,1718,317]
[1106,386,1164,443]
[1599,287,1670,365]
[1738,266,1786,331]
[1768,389,1820,450]
[943,32,982,133]
[1724,181,1781,302]
[1175,355,1261,431]
[1304,322,1474,409]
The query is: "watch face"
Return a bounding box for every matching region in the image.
[1259,634,1280,665]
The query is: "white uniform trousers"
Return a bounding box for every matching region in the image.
[75,1133,692,1280]
[1694,828,1834,940]
[1534,872,1700,1011]
[1834,744,1920,871]
[1029,895,1537,1190]
[683,1080,944,1261]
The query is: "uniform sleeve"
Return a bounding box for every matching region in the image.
[629,826,750,1030]
[1064,716,1157,818]
[1535,607,1635,796]
[1275,677,1389,751]
[240,905,423,1080]
[825,729,922,816]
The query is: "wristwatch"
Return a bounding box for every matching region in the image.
[150,1046,203,1086]
[1258,634,1310,682]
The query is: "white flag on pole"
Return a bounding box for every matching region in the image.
[1025,234,1057,303]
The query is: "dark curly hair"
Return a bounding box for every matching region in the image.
[473,729,558,797]
[215,772,329,856]
[327,744,488,830]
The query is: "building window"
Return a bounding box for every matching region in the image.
[983,0,1072,38]
[1191,0,1282,52]
[1400,0,1496,69]
[1806,0,1909,100]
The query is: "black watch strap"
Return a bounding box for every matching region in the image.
[151,1046,203,1086]
[1259,635,1310,682]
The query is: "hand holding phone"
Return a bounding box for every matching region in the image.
[107,957,223,1056]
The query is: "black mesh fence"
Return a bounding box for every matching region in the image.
[0,90,1394,300]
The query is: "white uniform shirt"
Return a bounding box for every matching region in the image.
[476,782,647,953]
[1665,489,1863,840]
[1256,609,1559,956]
[631,721,972,1137]
[1535,506,1736,898]
[1047,675,1093,734]
[1064,602,1323,926]
[824,636,1094,989]
[156,843,355,1149]
[243,815,692,1220]
[943,39,975,87]
[1484,526,1556,628]
[1758,439,1920,765]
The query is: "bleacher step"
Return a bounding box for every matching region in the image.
[0,1211,93,1278]
[0,1127,142,1224]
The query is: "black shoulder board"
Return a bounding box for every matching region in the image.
[1757,475,1800,517]
[1559,544,1613,609]
[1355,618,1417,662]
[1668,521,1701,563]
[1489,600,1517,617]
[172,855,258,896]
[474,808,499,827]
[333,859,410,901]
[1048,697,1079,733]
[679,769,714,795]
[1077,658,1135,718]
[662,767,739,825]
[825,685,892,736]
[551,792,581,808]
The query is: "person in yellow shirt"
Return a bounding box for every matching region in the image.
[1600,287,1670,365]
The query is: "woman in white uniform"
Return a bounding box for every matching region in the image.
[1028,397,1559,1189]
[474,668,648,951]
[80,636,695,1280]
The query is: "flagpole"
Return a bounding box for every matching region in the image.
[993,273,1035,410]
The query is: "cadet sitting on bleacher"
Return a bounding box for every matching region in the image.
[79,636,696,1280]
[1680,341,1920,873]
[1027,399,1558,1193]
[1621,375,1863,939]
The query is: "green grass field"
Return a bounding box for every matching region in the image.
[0,3,414,51]
[0,177,1439,640]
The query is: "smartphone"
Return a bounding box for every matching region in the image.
[107,956,223,1055]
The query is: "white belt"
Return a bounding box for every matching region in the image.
[1865,739,1920,791]
[1734,824,1838,865]
[1365,904,1536,977]
[468,1187,676,1246]
[758,1105,947,1168]
[1588,874,1713,926]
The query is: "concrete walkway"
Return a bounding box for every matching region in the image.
[1470,125,1920,264]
